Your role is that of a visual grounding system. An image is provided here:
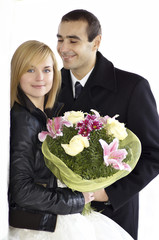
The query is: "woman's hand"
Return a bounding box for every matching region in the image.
[82,192,94,204]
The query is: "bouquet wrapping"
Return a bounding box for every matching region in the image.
[39,110,141,213]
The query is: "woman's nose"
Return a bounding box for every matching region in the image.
[36,71,44,81]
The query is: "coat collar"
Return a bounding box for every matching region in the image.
[17,87,63,119]
[90,51,117,91]
[61,51,117,92]
[16,87,47,124]
[17,86,38,113]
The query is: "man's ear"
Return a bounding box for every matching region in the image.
[92,35,102,51]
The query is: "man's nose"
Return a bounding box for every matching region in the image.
[59,41,69,52]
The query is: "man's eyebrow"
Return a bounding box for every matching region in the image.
[57,34,81,40]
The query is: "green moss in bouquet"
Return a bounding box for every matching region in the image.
[46,125,131,180]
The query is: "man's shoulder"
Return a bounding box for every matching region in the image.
[114,67,148,88]
[115,67,145,80]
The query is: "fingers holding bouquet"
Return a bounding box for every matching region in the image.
[83,192,94,204]
[83,188,109,205]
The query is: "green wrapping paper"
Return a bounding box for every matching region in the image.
[42,129,141,193]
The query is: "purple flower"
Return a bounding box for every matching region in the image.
[76,113,103,137]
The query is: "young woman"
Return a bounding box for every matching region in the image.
[9,40,133,240]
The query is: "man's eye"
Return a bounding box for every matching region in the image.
[27,69,34,73]
[58,39,63,42]
[70,40,77,44]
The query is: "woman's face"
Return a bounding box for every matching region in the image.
[19,55,54,108]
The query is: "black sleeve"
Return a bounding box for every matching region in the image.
[106,78,159,210]
[10,111,84,215]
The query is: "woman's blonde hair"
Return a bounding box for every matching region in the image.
[11,40,61,109]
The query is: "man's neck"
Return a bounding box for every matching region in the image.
[71,67,94,85]
[71,56,96,80]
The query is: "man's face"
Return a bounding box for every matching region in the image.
[57,20,97,79]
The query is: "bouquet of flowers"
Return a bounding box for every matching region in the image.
[39,109,141,213]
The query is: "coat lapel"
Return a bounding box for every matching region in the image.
[86,51,117,92]
[58,51,117,115]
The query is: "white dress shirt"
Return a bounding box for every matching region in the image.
[70,68,94,98]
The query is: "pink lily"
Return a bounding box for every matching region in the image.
[99,138,131,171]
[90,109,101,118]
[38,117,73,142]
[90,109,110,125]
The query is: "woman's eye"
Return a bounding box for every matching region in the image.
[27,69,34,73]
[44,69,51,73]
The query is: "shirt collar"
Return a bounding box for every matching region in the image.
[70,68,94,97]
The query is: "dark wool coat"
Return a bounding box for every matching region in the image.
[57,51,159,239]
[9,90,84,232]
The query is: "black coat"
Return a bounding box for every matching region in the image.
[9,91,85,232]
[57,51,159,239]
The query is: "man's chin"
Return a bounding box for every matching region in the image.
[63,63,71,70]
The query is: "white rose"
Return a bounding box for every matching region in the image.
[64,111,85,124]
[105,118,128,140]
[61,135,89,156]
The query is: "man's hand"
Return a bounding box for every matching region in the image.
[93,189,109,202]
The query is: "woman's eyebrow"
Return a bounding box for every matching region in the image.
[44,66,53,68]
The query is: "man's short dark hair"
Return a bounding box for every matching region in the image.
[61,9,102,42]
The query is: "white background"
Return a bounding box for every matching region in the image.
[0,0,159,239]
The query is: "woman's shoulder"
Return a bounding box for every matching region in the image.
[11,102,40,131]
[11,102,32,121]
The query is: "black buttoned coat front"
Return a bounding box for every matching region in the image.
[58,51,159,239]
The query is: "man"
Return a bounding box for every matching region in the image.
[56,9,159,240]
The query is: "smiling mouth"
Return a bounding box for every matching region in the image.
[32,85,45,89]
[61,54,76,61]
